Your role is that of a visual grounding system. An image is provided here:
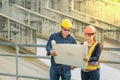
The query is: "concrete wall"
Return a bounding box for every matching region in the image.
[74,0,120,26]
[49,0,71,14]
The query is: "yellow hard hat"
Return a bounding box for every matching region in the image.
[60,19,73,28]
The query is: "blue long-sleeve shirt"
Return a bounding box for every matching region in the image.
[46,31,76,73]
[89,43,102,62]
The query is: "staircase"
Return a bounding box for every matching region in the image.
[13,0,104,43]
[16,0,120,43]
[70,8,120,43]
[0,12,36,44]
[0,0,120,44]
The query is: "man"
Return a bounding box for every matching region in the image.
[46,19,76,80]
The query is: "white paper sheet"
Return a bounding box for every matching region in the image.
[52,43,87,68]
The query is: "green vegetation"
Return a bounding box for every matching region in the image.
[109,0,120,2]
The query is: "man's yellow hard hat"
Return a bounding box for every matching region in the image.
[60,19,73,28]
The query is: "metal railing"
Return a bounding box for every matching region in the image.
[71,8,119,29]
[45,7,104,43]
[104,28,120,42]
[13,4,60,36]
[70,7,120,43]
[0,12,36,44]
[0,42,120,80]
[13,0,120,44]
[13,0,104,43]
[0,43,50,80]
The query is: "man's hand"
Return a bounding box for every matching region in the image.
[50,50,57,56]
[70,66,75,70]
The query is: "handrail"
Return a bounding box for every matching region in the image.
[1,43,120,51]
[0,42,120,80]
[0,43,49,80]
[0,13,35,30]
[71,9,120,29]
[99,60,120,64]
[13,4,60,35]
[0,43,46,47]
[44,7,105,43]
[13,0,120,43]
[0,12,36,44]
[0,52,119,64]
[70,0,120,29]
[44,7,120,43]
[0,72,49,80]
[104,47,120,51]
[0,52,50,59]
[14,2,104,43]
[45,7,104,30]
[14,4,59,24]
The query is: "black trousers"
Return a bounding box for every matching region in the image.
[81,69,100,80]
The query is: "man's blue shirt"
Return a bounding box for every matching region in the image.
[46,31,76,73]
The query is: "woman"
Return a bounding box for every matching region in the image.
[81,25,102,80]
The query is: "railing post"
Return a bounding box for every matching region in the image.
[69,0,74,10]
[7,19,10,40]
[16,44,19,80]
[101,29,104,44]
[28,12,30,26]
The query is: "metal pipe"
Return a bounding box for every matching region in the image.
[0,72,49,80]
[0,42,120,80]
[0,53,120,64]
[1,43,120,51]
[0,53,50,59]
[103,47,120,51]
[99,60,120,64]
[16,45,19,80]
[0,43,46,47]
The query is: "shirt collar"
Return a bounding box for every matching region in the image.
[60,31,70,38]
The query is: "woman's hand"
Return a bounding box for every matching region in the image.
[83,57,89,62]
